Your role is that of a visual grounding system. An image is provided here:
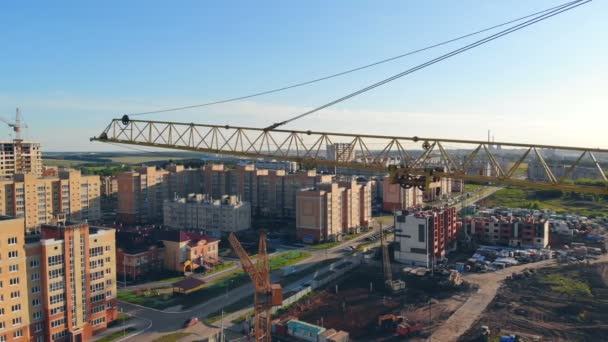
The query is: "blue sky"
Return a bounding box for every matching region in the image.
[0,1,606,151]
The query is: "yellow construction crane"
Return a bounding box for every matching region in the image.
[92,116,608,195]
[228,232,282,342]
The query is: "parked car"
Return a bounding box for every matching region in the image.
[342,246,355,252]
[184,317,200,328]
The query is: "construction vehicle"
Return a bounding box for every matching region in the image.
[378,314,423,337]
[228,232,283,342]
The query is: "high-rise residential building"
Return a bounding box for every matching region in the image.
[100,176,118,198]
[326,143,355,163]
[163,194,251,235]
[295,178,372,243]
[117,163,336,225]
[37,221,118,341]
[0,218,117,342]
[0,140,42,178]
[117,165,201,224]
[462,215,549,248]
[0,217,32,342]
[393,208,460,267]
[0,170,101,234]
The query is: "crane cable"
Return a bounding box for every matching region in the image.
[265,0,589,130]
[127,0,581,117]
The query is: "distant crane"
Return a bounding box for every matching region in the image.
[0,108,27,140]
[228,232,283,342]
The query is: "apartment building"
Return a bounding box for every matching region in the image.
[163,194,251,235]
[0,140,42,178]
[118,163,362,226]
[0,218,117,342]
[116,229,165,281]
[0,170,101,234]
[0,217,32,342]
[393,208,460,267]
[463,215,549,248]
[100,176,118,198]
[382,175,452,212]
[295,179,372,243]
[326,143,355,163]
[38,222,118,341]
[117,165,201,224]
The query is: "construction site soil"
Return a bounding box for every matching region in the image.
[276,265,474,341]
[459,262,608,342]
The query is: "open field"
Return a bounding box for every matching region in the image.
[459,262,608,342]
[484,187,608,217]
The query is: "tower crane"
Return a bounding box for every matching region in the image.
[0,108,27,140]
[228,232,283,342]
[91,116,608,196]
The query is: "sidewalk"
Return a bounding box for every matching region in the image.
[92,314,152,342]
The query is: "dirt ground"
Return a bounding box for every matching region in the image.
[276,266,473,341]
[459,262,608,342]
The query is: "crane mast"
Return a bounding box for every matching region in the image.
[228,232,282,342]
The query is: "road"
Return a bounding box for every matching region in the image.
[429,254,608,342]
[108,227,381,341]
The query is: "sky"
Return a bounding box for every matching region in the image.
[0,0,606,152]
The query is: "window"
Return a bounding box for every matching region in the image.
[48,269,64,279]
[50,293,64,304]
[50,306,66,315]
[89,246,103,257]
[11,304,21,312]
[32,298,40,306]
[49,281,64,292]
[8,265,17,273]
[91,293,105,303]
[0,308,3,315]
[7,237,17,245]
[91,305,105,314]
[105,279,112,286]
[11,317,21,326]
[90,282,104,292]
[12,330,22,338]
[29,259,40,268]
[418,224,426,243]
[105,257,111,263]
[35,336,44,342]
[34,323,42,332]
[105,245,111,252]
[30,273,39,281]
[91,271,104,280]
[52,330,67,340]
[92,317,105,326]
[31,285,40,294]
[50,318,65,328]
[32,311,42,320]
[0,335,5,342]
[90,259,104,269]
[47,255,64,266]
[0,322,4,329]
[8,251,17,259]
[10,291,19,299]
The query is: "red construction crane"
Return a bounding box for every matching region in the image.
[228,232,283,342]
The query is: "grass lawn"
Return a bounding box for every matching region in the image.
[152,332,193,342]
[96,327,137,342]
[374,215,394,226]
[205,261,235,275]
[485,187,608,217]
